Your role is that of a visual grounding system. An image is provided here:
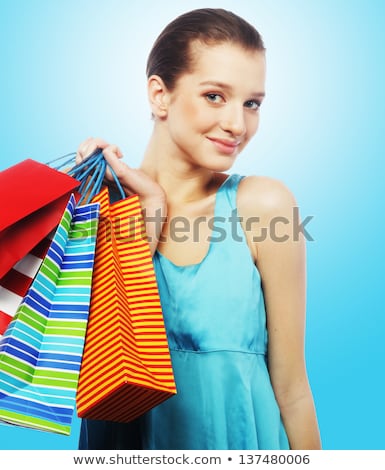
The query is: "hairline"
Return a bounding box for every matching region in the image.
[169,38,265,90]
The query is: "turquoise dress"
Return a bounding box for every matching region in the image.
[79,174,290,450]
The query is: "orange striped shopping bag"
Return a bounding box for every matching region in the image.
[76,187,176,421]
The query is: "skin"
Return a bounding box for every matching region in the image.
[77,40,321,450]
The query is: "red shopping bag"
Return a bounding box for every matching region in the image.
[0,159,80,278]
[0,236,51,335]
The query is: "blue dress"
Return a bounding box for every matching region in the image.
[79,174,290,450]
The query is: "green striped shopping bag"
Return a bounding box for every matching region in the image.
[0,194,99,435]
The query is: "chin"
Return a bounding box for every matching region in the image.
[207,156,238,172]
[190,150,239,172]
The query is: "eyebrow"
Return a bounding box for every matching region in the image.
[198,80,265,98]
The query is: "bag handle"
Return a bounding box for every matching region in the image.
[47,149,126,204]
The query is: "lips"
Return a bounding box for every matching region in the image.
[207,137,241,155]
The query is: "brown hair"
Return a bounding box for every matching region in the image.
[146,8,265,90]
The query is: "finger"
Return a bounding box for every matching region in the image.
[102,145,129,180]
[76,137,92,163]
[76,137,111,163]
[103,145,125,166]
[103,144,123,159]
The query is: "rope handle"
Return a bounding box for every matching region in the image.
[47,149,126,204]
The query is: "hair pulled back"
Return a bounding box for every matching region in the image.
[146,8,265,90]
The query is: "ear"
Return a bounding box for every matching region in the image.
[147,75,170,119]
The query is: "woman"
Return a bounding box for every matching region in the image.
[78,8,321,450]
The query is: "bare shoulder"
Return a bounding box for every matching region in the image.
[237,175,298,219]
[236,175,306,265]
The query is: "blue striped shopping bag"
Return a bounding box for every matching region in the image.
[0,194,99,435]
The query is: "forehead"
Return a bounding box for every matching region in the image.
[183,40,266,89]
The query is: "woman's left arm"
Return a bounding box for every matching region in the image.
[239,176,321,450]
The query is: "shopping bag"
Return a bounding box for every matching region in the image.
[76,187,176,422]
[0,236,52,337]
[0,193,99,435]
[0,159,80,278]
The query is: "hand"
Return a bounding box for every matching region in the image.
[76,137,167,255]
[76,137,164,199]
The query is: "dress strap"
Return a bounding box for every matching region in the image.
[215,174,245,215]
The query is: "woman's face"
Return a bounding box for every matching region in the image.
[161,41,266,172]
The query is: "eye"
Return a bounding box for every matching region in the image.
[205,93,224,104]
[244,99,261,110]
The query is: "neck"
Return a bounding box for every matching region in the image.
[139,126,218,204]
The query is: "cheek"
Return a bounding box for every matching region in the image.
[178,106,215,139]
[169,98,201,130]
[246,114,260,139]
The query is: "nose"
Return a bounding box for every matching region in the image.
[219,105,247,137]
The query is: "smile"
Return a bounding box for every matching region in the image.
[207,137,241,155]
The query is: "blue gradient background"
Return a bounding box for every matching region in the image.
[1,0,384,450]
